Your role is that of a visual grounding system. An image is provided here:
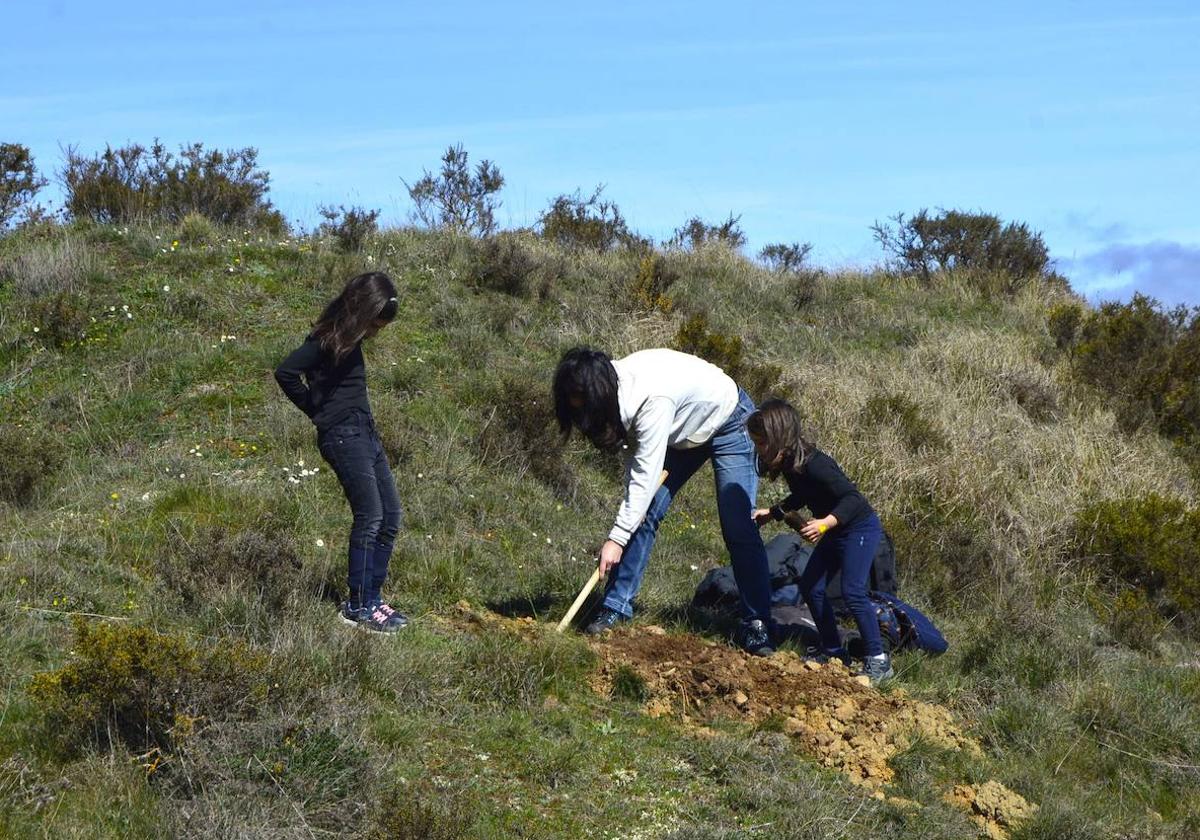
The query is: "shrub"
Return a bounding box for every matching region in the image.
[759,241,813,274]
[406,143,504,236]
[468,231,562,298]
[318,204,380,253]
[27,619,273,756]
[1088,588,1166,652]
[370,783,483,840]
[790,269,828,311]
[0,237,99,298]
[627,253,679,313]
[26,291,92,347]
[1070,294,1200,447]
[178,210,218,245]
[61,140,284,229]
[1073,494,1200,637]
[538,186,638,251]
[669,213,746,250]
[162,514,305,612]
[672,313,788,402]
[1046,300,1085,350]
[0,142,48,229]
[871,208,1053,290]
[477,374,576,497]
[0,425,64,506]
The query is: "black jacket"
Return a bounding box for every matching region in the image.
[274,336,371,433]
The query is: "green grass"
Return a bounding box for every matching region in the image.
[1,221,1199,837]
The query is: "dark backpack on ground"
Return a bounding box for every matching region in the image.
[691,530,898,611]
[870,591,948,654]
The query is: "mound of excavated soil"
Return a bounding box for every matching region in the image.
[445,603,1037,838]
[591,626,979,787]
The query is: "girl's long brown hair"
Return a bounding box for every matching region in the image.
[312,272,399,362]
[745,398,814,478]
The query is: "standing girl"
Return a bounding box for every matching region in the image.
[553,347,775,655]
[275,272,407,633]
[747,398,893,683]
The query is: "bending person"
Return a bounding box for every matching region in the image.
[553,347,775,656]
[275,272,408,634]
[748,398,893,684]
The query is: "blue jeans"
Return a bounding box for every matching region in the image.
[799,512,884,657]
[318,412,403,606]
[602,390,772,623]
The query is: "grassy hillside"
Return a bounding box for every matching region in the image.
[1,221,1198,839]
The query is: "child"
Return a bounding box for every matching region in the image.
[747,398,894,683]
[553,347,775,655]
[275,271,407,634]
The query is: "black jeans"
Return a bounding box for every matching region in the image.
[318,412,402,604]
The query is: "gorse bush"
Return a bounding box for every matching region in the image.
[0,425,64,507]
[627,253,679,313]
[1088,588,1166,652]
[406,144,504,236]
[672,313,787,402]
[669,214,747,250]
[538,186,639,251]
[1065,294,1200,450]
[1046,300,1085,350]
[0,142,48,229]
[61,140,285,230]
[28,619,273,756]
[1073,494,1200,637]
[872,208,1056,292]
[318,204,380,253]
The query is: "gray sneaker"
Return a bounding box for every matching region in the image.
[860,654,895,685]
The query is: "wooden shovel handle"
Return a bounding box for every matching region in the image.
[555,469,669,633]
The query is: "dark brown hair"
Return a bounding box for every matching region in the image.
[312,272,399,362]
[745,398,814,478]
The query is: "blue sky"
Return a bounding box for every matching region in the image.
[5,1,1198,303]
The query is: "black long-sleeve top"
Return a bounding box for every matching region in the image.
[274,336,371,433]
[770,449,873,527]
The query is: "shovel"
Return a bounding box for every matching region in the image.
[556,469,669,632]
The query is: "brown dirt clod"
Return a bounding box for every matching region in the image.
[945,782,1039,840]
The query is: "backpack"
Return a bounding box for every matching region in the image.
[691,530,898,611]
[870,591,948,654]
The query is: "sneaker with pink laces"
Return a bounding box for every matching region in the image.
[339,601,401,634]
[371,600,409,630]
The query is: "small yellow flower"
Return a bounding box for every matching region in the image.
[110,492,120,500]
